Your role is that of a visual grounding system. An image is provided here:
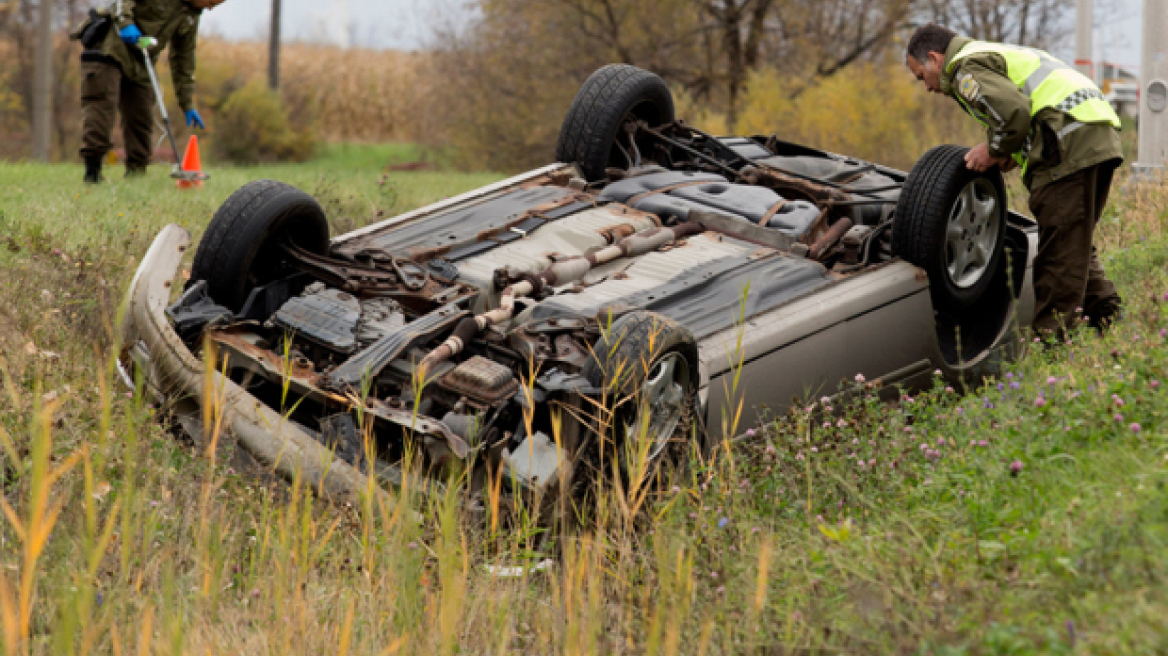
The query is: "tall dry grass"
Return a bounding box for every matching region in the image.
[196,40,427,144]
[0,38,427,162]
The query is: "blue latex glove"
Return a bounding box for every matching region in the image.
[119,24,142,46]
[185,109,206,130]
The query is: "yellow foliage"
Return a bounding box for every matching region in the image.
[673,87,729,138]
[736,62,980,170]
[196,39,424,144]
[211,79,317,164]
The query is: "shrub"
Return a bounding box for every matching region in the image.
[736,60,981,171]
[208,80,317,164]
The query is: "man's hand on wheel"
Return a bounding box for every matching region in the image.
[964,143,997,172]
[964,142,1015,173]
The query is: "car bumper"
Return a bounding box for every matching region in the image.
[123,224,390,504]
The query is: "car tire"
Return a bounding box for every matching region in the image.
[580,311,700,484]
[555,64,675,183]
[191,180,330,311]
[892,145,1007,313]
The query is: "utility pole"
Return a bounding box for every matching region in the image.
[269,0,282,89]
[32,0,53,161]
[1135,0,1168,177]
[1074,0,1093,82]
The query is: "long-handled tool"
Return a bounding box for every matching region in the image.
[138,36,208,183]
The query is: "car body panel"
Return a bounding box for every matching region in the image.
[699,262,935,433]
[332,164,572,251]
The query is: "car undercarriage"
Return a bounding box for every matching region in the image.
[124,64,1036,503]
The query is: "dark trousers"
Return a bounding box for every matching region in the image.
[79,59,154,169]
[1027,159,1123,336]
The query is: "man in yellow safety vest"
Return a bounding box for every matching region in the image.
[905,23,1124,336]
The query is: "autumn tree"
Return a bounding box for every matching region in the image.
[426,0,920,168]
[920,0,1073,48]
[0,0,93,159]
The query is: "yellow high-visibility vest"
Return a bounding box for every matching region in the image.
[947,40,1121,171]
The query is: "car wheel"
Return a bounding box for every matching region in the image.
[892,145,1007,313]
[191,180,330,311]
[581,311,700,484]
[555,64,675,183]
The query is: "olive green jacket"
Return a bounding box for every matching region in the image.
[78,1,203,112]
[939,36,1123,192]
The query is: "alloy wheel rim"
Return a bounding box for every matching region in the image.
[624,352,691,462]
[945,177,1001,289]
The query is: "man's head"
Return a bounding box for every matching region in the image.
[905,23,957,94]
[188,0,227,9]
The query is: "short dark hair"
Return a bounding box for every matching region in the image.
[906,23,957,63]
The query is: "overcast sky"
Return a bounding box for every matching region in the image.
[200,0,1146,71]
[199,0,469,51]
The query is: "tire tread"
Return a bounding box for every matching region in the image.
[555,64,674,181]
[191,180,329,310]
[892,145,1006,312]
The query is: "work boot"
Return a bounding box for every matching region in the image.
[83,156,104,184]
[1087,298,1123,333]
[125,164,148,179]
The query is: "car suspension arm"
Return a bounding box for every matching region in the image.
[642,125,744,179]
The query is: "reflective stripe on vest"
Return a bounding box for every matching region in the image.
[947,41,1121,129]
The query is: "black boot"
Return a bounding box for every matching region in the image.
[83,156,104,184]
[1087,298,1123,333]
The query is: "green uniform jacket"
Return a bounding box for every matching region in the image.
[939,36,1123,192]
[91,0,203,112]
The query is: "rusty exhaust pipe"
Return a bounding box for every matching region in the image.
[809,217,854,260]
[418,221,704,375]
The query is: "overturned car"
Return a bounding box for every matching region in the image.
[124,65,1036,501]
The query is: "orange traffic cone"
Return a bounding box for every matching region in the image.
[176,135,204,189]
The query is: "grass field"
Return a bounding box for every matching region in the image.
[1,148,1167,655]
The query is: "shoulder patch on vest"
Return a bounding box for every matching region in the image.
[958,73,981,101]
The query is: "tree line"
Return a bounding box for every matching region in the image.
[0,0,1071,164]
[423,0,1071,171]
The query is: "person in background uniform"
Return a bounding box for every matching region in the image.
[71,0,227,183]
[904,23,1124,337]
